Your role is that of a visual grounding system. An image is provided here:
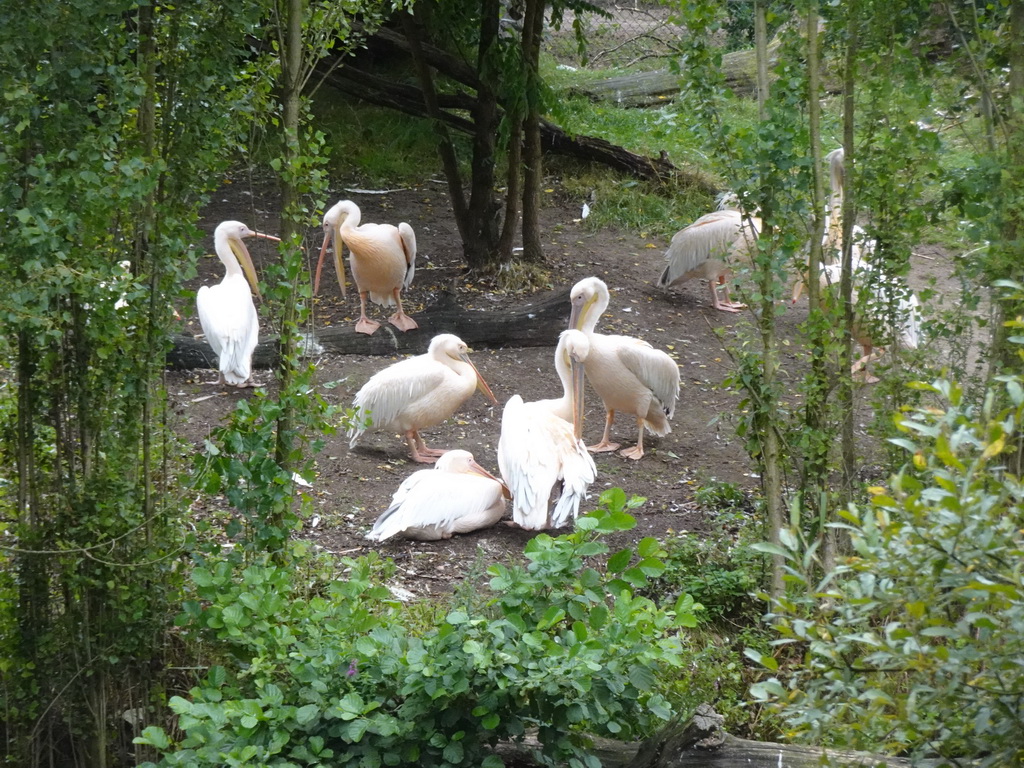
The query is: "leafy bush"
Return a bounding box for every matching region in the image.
[138,489,702,767]
[749,376,1024,766]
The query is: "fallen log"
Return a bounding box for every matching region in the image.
[574,42,776,107]
[166,288,570,370]
[575,22,841,108]
[493,703,938,768]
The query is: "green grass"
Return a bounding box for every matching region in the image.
[311,94,464,186]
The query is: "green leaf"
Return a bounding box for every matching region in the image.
[607,548,632,573]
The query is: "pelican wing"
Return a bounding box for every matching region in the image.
[348,357,449,444]
[498,396,596,531]
[398,222,417,289]
[610,337,680,419]
[196,277,258,385]
[659,210,746,287]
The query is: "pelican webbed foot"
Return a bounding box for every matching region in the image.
[618,445,645,460]
[587,440,621,453]
[388,311,419,332]
[355,317,380,335]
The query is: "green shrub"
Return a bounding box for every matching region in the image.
[750,376,1024,765]
[138,489,702,767]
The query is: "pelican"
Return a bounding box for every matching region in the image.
[792,147,876,302]
[569,277,680,460]
[817,258,922,383]
[851,267,921,383]
[365,450,509,541]
[498,329,597,530]
[196,220,280,387]
[314,199,418,335]
[347,334,498,463]
[658,196,760,313]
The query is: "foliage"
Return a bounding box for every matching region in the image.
[137,489,702,767]
[191,379,341,557]
[0,2,270,764]
[750,375,1024,765]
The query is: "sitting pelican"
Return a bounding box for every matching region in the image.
[196,220,280,387]
[365,450,509,541]
[314,199,418,335]
[348,334,498,463]
[569,277,680,460]
[498,330,597,530]
[658,195,760,313]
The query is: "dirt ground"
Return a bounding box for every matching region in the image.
[166,173,958,598]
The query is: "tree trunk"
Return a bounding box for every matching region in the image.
[167,288,570,367]
[271,0,304,538]
[519,0,545,263]
[839,5,860,509]
[574,29,838,106]
[490,704,929,767]
[464,0,504,270]
[752,0,785,602]
[802,5,835,571]
[988,0,1024,475]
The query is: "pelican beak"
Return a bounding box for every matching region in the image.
[567,292,593,331]
[570,353,586,441]
[314,220,348,298]
[459,352,498,406]
[229,239,261,301]
[468,459,512,500]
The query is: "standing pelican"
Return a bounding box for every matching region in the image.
[498,330,597,530]
[196,220,280,387]
[365,450,509,541]
[569,277,680,460]
[348,334,498,463]
[850,266,921,383]
[314,199,418,335]
[658,197,760,313]
[793,147,876,302]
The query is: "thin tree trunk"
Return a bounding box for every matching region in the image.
[465,0,503,269]
[499,120,524,258]
[138,0,158,534]
[273,0,303,508]
[753,0,784,601]
[520,0,545,263]
[839,5,859,508]
[1003,0,1024,475]
[803,5,836,572]
[754,0,768,116]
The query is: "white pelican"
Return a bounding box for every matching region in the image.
[816,258,921,383]
[347,334,498,463]
[792,147,876,302]
[365,450,509,541]
[314,199,418,335]
[196,220,280,387]
[569,277,680,460]
[658,196,760,313]
[498,329,597,530]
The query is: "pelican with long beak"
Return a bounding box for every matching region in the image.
[569,277,680,460]
[314,199,418,335]
[347,334,498,463]
[498,329,597,530]
[196,220,280,387]
[365,450,510,541]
